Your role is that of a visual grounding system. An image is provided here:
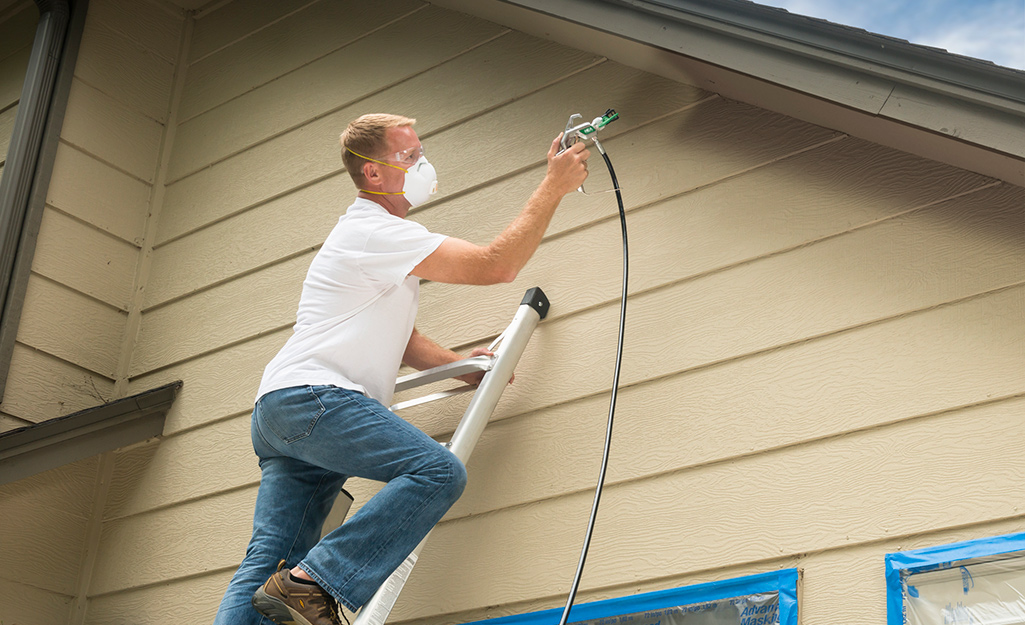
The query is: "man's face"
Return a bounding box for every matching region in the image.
[375,126,423,195]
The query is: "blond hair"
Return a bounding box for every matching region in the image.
[340,114,416,187]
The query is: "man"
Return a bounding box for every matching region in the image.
[213,114,589,625]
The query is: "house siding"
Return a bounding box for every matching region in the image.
[2,0,1023,623]
[0,0,184,621]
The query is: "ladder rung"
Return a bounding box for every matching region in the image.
[392,355,493,394]
[389,384,476,412]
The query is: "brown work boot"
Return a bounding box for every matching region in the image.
[252,561,349,625]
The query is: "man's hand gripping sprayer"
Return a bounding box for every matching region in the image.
[559,109,619,193]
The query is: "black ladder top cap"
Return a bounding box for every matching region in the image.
[521,287,550,319]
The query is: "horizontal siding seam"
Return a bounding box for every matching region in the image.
[80,511,1025,611]
[416,90,718,218]
[1,99,21,116]
[128,322,292,379]
[57,137,157,186]
[167,27,514,184]
[85,15,179,72]
[532,132,851,247]
[427,178,1009,352]
[189,0,321,61]
[159,407,251,440]
[11,340,119,389]
[43,202,145,251]
[178,3,432,124]
[70,73,171,127]
[0,410,34,427]
[142,246,319,313]
[0,574,77,599]
[155,56,613,246]
[103,480,259,526]
[28,270,131,314]
[432,391,1025,526]
[154,169,347,249]
[135,203,1020,379]
[427,280,1025,447]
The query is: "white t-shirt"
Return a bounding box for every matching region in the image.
[257,198,448,406]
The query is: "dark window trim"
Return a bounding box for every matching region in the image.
[0,0,87,402]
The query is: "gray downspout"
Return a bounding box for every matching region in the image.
[0,0,86,401]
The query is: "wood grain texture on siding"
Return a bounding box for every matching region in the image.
[389,396,1025,620]
[146,174,346,308]
[32,207,140,310]
[415,114,989,271]
[126,328,286,435]
[15,275,127,377]
[0,579,74,625]
[130,251,310,376]
[0,3,36,62]
[83,569,234,624]
[85,0,183,65]
[83,395,1025,604]
[89,484,258,595]
[169,6,506,181]
[60,78,163,183]
[0,497,90,595]
[401,271,1025,453]
[157,33,602,245]
[46,142,151,244]
[0,43,29,108]
[178,0,424,122]
[0,411,32,433]
[417,162,1011,350]
[189,0,312,63]
[430,280,1025,521]
[0,343,115,423]
[0,458,97,599]
[354,280,1025,523]
[75,17,176,123]
[103,415,259,520]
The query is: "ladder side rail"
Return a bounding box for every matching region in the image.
[352,288,549,625]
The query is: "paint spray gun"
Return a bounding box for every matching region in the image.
[559,109,619,193]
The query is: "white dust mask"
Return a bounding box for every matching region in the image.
[402,156,438,207]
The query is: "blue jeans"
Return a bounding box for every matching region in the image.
[213,385,467,624]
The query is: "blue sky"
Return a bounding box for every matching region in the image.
[755,0,1025,70]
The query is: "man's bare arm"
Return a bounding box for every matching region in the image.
[412,135,589,285]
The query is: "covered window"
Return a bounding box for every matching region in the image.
[466,569,798,625]
[886,531,1025,624]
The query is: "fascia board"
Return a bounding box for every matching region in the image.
[431,0,1025,184]
[0,381,181,485]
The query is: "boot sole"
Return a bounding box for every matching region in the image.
[252,586,315,625]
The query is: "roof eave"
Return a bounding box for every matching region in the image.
[431,0,1025,184]
[0,381,182,485]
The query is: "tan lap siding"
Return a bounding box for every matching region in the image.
[75,0,1025,622]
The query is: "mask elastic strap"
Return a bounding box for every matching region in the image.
[346,147,410,173]
[350,145,410,194]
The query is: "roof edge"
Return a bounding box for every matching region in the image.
[0,381,182,485]
[608,0,1025,107]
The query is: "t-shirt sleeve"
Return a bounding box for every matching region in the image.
[358,216,448,286]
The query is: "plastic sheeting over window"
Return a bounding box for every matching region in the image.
[571,592,781,625]
[887,532,1025,625]
[464,570,798,625]
[905,555,1025,625]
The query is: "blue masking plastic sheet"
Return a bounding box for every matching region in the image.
[886,532,1025,625]
[464,569,798,625]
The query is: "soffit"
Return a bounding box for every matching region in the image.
[430,0,1025,185]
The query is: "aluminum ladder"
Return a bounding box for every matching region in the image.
[331,287,550,625]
